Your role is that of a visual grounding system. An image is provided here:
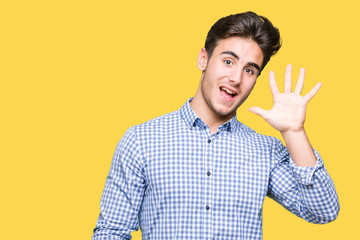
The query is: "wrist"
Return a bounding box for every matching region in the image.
[280,127,306,139]
[280,128,317,167]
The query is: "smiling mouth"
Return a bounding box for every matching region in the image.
[220,87,237,97]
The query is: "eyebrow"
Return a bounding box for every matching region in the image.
[221,51,261,72]
[221,51,239,60]
[248,62,261,72]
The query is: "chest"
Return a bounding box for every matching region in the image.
[143,131,271,203]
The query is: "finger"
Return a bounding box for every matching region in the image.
[284,64,292,93]
[294,68,305,95]
[269,70,280,96]
[304,82,322,102]
[248,106,267,118]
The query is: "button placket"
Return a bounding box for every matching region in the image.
[203,134,213,239]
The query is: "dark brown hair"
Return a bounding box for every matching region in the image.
[205,11,282,73]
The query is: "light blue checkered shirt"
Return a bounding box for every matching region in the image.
[93,98,339,240]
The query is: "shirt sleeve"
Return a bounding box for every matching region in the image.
[92,126,146,240]
[267,139,340,224]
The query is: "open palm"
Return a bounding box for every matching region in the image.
[249,64,322,134]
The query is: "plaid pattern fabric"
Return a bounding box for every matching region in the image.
[92,98,339,240]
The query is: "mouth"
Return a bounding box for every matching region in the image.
[220,87,237,100]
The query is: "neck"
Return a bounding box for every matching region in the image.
[190,94,234,135]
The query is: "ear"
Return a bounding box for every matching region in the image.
[197,48,208,71]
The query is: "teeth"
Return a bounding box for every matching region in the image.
[221,87,235,95]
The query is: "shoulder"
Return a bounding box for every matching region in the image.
[237,122,282,147]
[116,110,180,151]
[236,122,288,166]
[128,110,181,136]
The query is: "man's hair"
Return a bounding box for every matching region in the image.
[205,11,282,73]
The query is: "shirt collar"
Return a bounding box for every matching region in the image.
[179,98,198,130]
[179,98,240,133]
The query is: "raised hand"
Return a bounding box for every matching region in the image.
[248,64,322,134]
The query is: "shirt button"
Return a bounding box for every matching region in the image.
[208,139,211,143]
[207,172,211,176]
[193,122,196,127]
[206,206,210,210]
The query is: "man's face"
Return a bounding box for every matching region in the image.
[197,37,264,120]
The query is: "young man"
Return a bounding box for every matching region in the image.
[92,12,339,239]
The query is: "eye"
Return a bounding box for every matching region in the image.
[245,68,254,75]
[224,59,233,66]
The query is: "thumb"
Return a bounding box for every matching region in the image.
[248,106,267,117]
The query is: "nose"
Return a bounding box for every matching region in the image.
[229,67,242,85]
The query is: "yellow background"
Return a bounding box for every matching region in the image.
[1,0,358,239]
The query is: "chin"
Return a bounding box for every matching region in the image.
[208,99,238,119]
[214,107,236,119]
